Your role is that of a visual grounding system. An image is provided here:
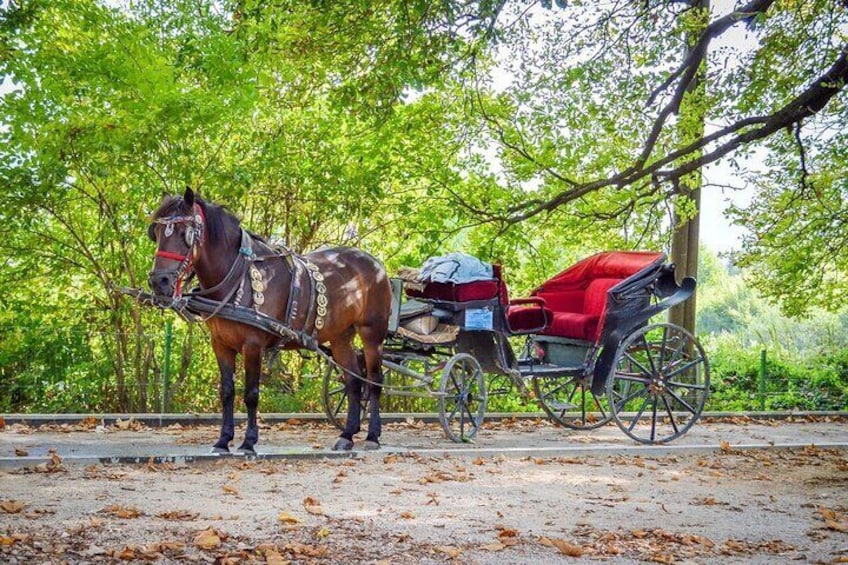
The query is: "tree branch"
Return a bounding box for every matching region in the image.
[502,42,848,225]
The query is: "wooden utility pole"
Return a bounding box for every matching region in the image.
[669,0,709,334]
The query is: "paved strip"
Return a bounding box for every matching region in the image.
[1,441,845,469]
[3,410,846,427]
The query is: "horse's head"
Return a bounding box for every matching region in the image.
[147,186,206,300]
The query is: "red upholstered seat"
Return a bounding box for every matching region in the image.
[523,251,665,342]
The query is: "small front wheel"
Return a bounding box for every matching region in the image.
[607,323,709,444]
[439,353,487,443]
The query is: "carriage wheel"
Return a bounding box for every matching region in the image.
[532,375,612,430]
[320,358,368,431]
[439,353,487,443]
[607,323,709,444]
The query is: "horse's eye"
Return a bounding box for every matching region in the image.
[147,224,156,242]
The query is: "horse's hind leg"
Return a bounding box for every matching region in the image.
[212,340,237,454]
[238,342,262,455]
[360,324,387,450]
[331,335,363,451]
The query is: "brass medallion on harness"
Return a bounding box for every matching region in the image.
[306,260,327,330]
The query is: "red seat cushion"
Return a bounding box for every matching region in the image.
[406,279,500,302]
[545,312,600,341]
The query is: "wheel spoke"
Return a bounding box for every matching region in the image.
[615,385,649,413]
[666,380,707,391]
[661,335,690,374]
[614,372,652,385]
[664,356,705,380]
[650,396,658,442]
[566,381,579,403]
[665,388,698,415]
[662,395,680,435]
[446,402,460,422]
[628,394,651,432]
[592,394,608,419]
[640,334,658,375]
[658,326,668,371]
[623,351,653,376]
[459,402,465,437]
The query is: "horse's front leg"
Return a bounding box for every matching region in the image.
[212,340,237,454]
[238,343,262,455]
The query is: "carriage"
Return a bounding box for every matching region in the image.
[322,251,710,445]
[137,190,708,451]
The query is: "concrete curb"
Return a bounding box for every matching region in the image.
[3,410,846,427]
[1,441,845,469]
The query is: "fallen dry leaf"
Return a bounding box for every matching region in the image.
[278,512,301,524]
[33,451,64,473]
[400,511,415,519]
[14,448,28,457]
[436,545,461,558]
[303,497,324,516]
[265,548,290,565]
[157,510,199,521]
[193,528,223,550]
[0,500,26,514]
[481,542,505,551]
[820,506,848,532]
[222,484,239,495]
[101,504,142,519]
[497,528,520,546]
[540,536,584,557]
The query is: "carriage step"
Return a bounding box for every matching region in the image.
[546,402,579,411]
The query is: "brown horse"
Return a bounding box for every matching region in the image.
[147,187,391,453]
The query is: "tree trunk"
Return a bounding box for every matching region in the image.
[669,0,709,334]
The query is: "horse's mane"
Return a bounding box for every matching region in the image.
[152,195,240,248]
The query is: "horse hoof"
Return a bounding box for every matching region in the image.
[332,438,354,451]
[211,446,230,455]
[362,440,381,451]
[237,448,257,457]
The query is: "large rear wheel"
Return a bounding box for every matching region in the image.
[607,323,709,444]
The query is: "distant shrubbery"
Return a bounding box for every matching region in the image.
[698,249,848,412]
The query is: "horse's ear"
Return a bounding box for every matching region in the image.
[183,186,195,208]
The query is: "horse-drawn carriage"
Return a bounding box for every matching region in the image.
[135,189,708,452]
[323,251,709,445]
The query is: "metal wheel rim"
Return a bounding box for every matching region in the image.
[532,375,612,430]
[439,353,487,443]
[607,323,710,444]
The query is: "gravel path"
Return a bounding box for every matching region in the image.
[1,417,846,563]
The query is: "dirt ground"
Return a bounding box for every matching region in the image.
[1,418,847,564]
